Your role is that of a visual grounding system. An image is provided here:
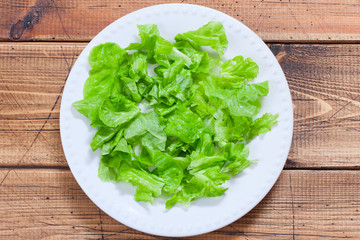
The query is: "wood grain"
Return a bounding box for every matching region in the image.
[0,169,358,239]
[0,43,81,167]
[1,1,359,239]
[270,44,360,168]
[1,0,360,42]
[1,43,360,168]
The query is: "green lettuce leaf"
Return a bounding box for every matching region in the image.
[89,42,128,70]
[74,21,278,209]
[119,163,165,203]
[164,105,205,144]
[188,154,226,173]
[209,81,269,117]
[247,113,279,141]
[85,43,128,100]
[90,126,121,151]
[166,166,229,209]
[124,112,167,151]
[175,21,228,57]
[101,129,124,155]
[213,109,251,144]
[98,157,119,183]
[220,56,259,87]
[222,143,251,175]
[151,151,183,193]
[154,36,192,68]
[196,133,215,156]
[72,98,103,126]
[129,52,148,81]
[126,24,160,55]
[99,96,140,127]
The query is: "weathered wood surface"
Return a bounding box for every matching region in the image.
[1,0,360,42]
[1,43,359,168]
[0,169,359,239]
[1,1,359,239]
[270,44,360,168]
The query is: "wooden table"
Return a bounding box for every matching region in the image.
[1,1,359,239]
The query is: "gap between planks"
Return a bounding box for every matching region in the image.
[0,166,359,171]
[2,40,360,45]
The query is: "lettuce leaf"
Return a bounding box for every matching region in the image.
[220,56,259,87]
[119,163,164,203]
[166,166,230,209]
[151,151,183,193]
[164,105,206,144]
[247,113,279,141]
[99,96,140,127]
[222,143,251,175]
[74,21,278,209]
[175,21,228,57]
[124,112,167,151]
[126,24,160,55]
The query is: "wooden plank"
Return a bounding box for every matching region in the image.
[1,0,360,42]
[0,43,80,167]
[0,169,358,239]
[1,43,360,168]
[270,44,360,168]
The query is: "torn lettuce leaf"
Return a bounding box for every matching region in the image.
[220,56,259,88]
[175,21,228,57]
[73,22,278,209]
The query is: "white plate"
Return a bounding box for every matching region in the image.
[60,3,293,237]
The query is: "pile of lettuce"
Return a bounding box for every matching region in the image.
[73,21,278,209]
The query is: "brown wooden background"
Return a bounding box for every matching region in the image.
[1,0,360,239]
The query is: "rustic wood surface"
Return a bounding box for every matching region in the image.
[1,0,360,239]
[1,169,359,239]
[1,0,360,42]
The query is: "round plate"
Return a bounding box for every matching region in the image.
[60,3,293,237]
